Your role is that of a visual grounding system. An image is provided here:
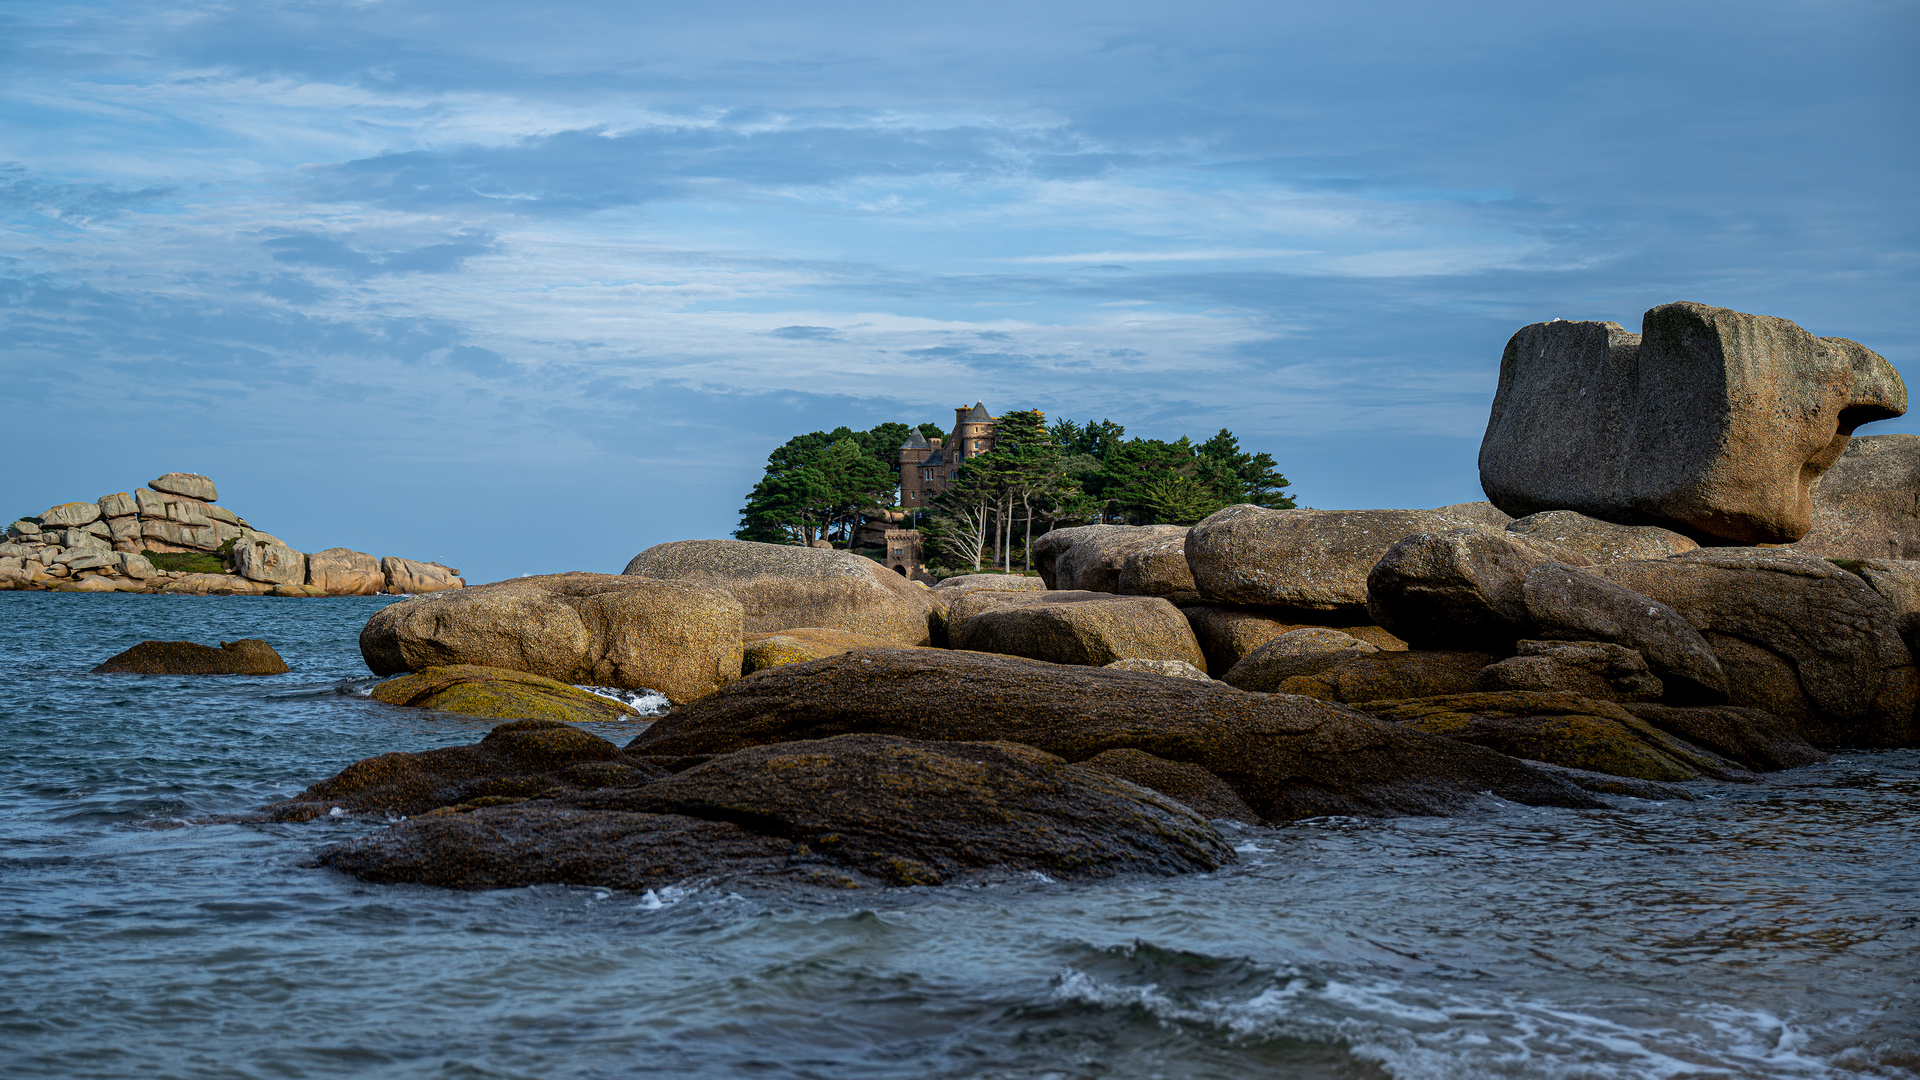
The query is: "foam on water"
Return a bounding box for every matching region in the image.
[578,684,672,716]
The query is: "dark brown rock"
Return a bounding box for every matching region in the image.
[1221,627,1379,692]
[1275,651,1501,704]
[1596,548,1918,746]
[314,734,1235,889]
[1365,527,1593,650]
[627,650,1605,822]
[265,718,665,822]
[1180,605,1299,675]
[93,638,288,675]
[1617,703,1828,772]
[1079,748,1260,821]
[1520,563,1727,703]
[1519,760,1697,801]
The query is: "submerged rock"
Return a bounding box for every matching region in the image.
[93,638,289,675]
[304,732,1234,890]
[370,665,642,724]
[628,649,1604,822]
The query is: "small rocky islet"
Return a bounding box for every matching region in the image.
[3,471,463,596]
[121,301,1920,890]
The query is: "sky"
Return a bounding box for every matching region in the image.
[3,0,1915,584]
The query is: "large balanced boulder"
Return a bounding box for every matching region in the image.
[1186,504,1514,614]
[629,649,1604,821]
[370,665,642,724]
[1506,510,1697,564]
[1479,301,1907,544]
[624,539,936,646]
[950,591,1206,668]
[359,572,744,703]
[294,729,1235,889]
[1595,549,1918,746]
[1789,434,1920,561]
[150,472,218,501]
[1033,524,1190,594]
[93,638,289,675]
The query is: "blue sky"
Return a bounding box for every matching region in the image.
[3,0,1915,584]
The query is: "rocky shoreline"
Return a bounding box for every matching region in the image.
[138,301,1920,891]
[3,472,464,596]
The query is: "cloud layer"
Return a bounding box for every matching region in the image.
[2,0,1915,582]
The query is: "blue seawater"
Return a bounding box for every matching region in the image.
[1,591,1916,1079]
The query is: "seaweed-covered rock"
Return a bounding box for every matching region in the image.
[359,572,743,704]
[742,627,909,675]
[628,649,1604,821]
[1275,651,1500,704]
[370,665,641,724]
[1222,627,1379,692]
[312,734,1235,890]
[93,638,289,675]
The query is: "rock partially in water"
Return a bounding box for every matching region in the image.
[1519,759,1698,801]
[1356,691,1757,783]
[1078,747,1260,821]
[628,649,1604,822]
[93,638,289,675]
[266,718,665,822]
[1617,702,1828,772]
[310,733,1235,889]
[370,664,641,724]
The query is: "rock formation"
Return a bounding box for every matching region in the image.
[93,638,289,675]
[1479,302,1906,544]
[2,472,464,596]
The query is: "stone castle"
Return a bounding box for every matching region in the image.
[880,401,998,580]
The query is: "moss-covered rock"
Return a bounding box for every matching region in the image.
[371,664,641,724]
[93,638,289,675]
[741,627,910,675]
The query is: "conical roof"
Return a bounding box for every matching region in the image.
[964,401,991,422]
[899,430,931,450]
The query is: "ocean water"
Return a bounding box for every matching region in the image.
[1,591,1916,1080]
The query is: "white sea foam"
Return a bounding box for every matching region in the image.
[1050,966,1848,1078]
[577,685,671,716]
[635,885,694,911]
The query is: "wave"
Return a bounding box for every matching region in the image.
[577,684,671,716]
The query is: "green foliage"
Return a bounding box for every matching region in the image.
[143,550,225,574]
[735,421,934,546]
[1050,419,1295,524]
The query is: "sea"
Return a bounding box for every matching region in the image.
[1,590,1916,1080]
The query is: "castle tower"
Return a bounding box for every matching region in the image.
[953,400,995,463]
[897,429,932,509]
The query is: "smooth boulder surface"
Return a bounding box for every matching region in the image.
[624,539,936,646]
[150,472,219,501]
[1275,651,1499,704]
[1789,435,1920,561]
[1479,302,1907,544]
[1596,549,1918,746]
[1033,524,1190,594]
[371,665,641,724]
[1187,505,1516,613]
[381,557,464,594]
[307,548,386,595]
[1365,527,1592,649]
[93,638,289,675]
[1520,563,1728,703]
[1471,640,1663,702]
[1506,510,1698,564]
[310,733,1235,890]
[40,501,101,528]
[951,592,1206,669]
[1221,627,1380,693]
[742,627,908,675]
[628,650,1605,822]
[359,572,744,704]
[231,533,306,586]
[932,573,1047,594]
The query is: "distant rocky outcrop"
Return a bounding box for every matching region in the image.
[1,472,463,596]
